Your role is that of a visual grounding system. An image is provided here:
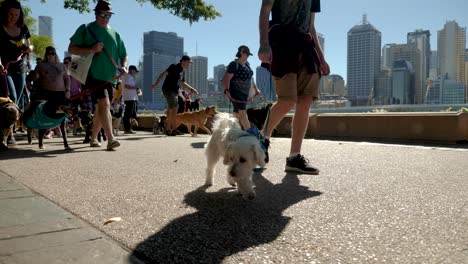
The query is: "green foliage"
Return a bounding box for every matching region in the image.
[458,107,468,113]
[38,0,221,23]
[30,35,53,59]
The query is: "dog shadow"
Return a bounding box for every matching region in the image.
[128,172,322,263]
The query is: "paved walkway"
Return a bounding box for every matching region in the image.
[0,171,143,264]
[1,132,467,263]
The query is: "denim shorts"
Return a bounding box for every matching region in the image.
[163,90,178,109]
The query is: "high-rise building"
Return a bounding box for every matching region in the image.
[142,31,184,108]
[317,33,325,54]
[38,16,53,39]
[347,15,381,106]
[185,56,208,96]
[375,69,392,105]
[429,50,438,80]
[213,64,227,91]
[442,79,465,104]
[389,43,421,103]
[382,43,396,70]
[256,66,276,101]
[407,30,431,103]
[426,79,441,104]
[392,60,415,104]
[437,21,466,100]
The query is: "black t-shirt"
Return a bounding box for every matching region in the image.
[0,25,31,73]
[162,63,184,94]
[227,60,253,95]
[271,0,321,34]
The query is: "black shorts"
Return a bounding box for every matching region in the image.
[85,78,114,105]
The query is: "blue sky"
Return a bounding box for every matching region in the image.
[29,0,467,81]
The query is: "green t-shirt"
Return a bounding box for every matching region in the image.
[69,22,127,82]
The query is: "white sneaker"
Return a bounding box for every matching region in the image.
[107,139,120,150]
[90,140,101,147]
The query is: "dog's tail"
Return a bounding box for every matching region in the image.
[211,113,241,131]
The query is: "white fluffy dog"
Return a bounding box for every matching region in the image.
[205,113,266,200]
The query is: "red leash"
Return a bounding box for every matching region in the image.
[224,89,264,103]
[1,53,26,98]
[69,72,125,101]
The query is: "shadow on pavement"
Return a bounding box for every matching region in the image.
[129,172,322,263]
[191,142,207,149]
[0,146,95,160]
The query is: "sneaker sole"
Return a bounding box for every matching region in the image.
[107,141,121,150]
[284,166,320,175]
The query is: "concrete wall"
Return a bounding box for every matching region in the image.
[137,112,468,143]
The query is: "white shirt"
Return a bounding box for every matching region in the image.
[123,74,138,101]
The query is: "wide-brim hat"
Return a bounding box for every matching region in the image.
[94,0,114,14]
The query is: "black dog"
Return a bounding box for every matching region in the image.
[189,99,200,112]
[153,115,167,135]
[23,100,71,150]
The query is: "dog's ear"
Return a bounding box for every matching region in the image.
[251,143,266,167]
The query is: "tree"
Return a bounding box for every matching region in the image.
[39,0,221,24]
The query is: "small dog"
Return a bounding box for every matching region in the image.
[24,100,71,150]
[205,113,266,200]
[175,106,216,136]
[0,97,20,151]
[153,115,167,135]
[111,104,124,135]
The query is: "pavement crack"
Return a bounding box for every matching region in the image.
[79,237,103,243]
[0,188,23,192]
[0,227,83,241]
[0,195,35,200]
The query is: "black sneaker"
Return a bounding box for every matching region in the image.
[172,130,183,136]
[285,154,319,175]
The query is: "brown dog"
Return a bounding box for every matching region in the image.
[175,106,216,136]
[0,97,20,151]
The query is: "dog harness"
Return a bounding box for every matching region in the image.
[24,101,69,129]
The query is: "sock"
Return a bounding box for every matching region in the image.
[289,152,300,159]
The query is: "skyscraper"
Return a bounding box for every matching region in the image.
[185,56,208,96]
[317,33,325,54]
[142,31,184,108]
[347,15,381,106]
[38,16,53,39]
[437,21,466,100]
[256,66,276,101]
[392,60,415,104]
[407,29,431,103]
[213,64,227,91]
[382,43,396,70]
[429,50,438,80]
[389,43,422,103]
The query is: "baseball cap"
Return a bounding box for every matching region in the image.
[180,55,192,63]
[236,45,253,57]
[128,65,139,72]
[94,0,114,14]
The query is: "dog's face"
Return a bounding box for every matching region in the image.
[0,103,20,150]
[204,106,217,117]
[222,140,266,200]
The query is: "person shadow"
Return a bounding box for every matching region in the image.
[128,172,322,263]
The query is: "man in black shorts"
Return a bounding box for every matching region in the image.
[151,55,198,136]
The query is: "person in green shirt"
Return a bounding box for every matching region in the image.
[68,0,128,150]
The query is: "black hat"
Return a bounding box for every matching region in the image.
[128,65,139,72]
[236,45,253,57]
[180,55,192,63]
[94,0,114,14]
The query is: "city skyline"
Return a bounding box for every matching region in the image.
[28,0,468,82]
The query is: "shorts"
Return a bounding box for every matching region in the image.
[85,78,114,105]
[163,90,178,109]
[229,88,248,113]
[275,69,320,102]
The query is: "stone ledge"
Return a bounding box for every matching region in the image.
[136,112,468,143]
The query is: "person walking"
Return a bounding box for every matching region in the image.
[122,65,139,134]
[151,55,198,136]
[0,0,33,144]
[223,45,261,131]
[68,0,128,150]
[258,0,330,174]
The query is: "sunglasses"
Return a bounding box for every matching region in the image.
[47,52,56,56]
[97,13,112,19]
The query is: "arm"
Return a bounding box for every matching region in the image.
[309,13,330,76]
[151,71,168,90]
[223,73,234,93]
[120,56,128,74]
[258,0,274,63]
[181,81,198,94]
[0,57,3,73]
[63,67,71,99]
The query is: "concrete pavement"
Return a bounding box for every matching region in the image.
[0,132,467,263]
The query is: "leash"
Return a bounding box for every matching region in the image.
[224,89,264,103]
[69,72,125,101]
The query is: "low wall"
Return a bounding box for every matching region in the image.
[137,112,468,143]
